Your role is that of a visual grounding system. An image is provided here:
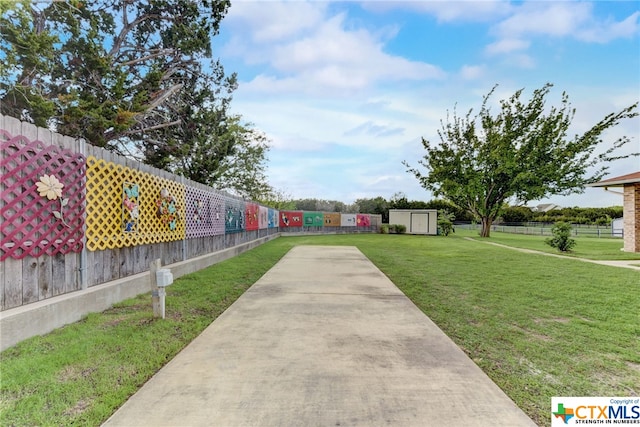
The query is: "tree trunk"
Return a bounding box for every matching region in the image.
[480,216,492,237]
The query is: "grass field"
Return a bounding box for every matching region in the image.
[1,233,638,426]
[456,228,640,260]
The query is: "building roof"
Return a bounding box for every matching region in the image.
[587,171,640,187]
[532,203,561,212]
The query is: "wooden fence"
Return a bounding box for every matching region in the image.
[1,115,379,311]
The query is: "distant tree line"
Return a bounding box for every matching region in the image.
[499,206,623,225]
[283,194,621,226]
[285,193,475,224]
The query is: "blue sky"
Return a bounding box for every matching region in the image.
[212,0,640,207]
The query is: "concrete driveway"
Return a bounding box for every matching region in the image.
[103,245,536,427]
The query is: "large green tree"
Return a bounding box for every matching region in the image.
[404,83,638,237]
[202,117,273,201]
[0,0,239,169]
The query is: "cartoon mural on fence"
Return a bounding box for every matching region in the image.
[245,203,259,231]
[323,213,341,226]
[268,208,278,228]
[341,213,357,227]
[0,130,86,260]
[258,206,269,229]
[357,214,371,227]
[303,211,324,227]
[225,197,245,233]
[279,211,303,228]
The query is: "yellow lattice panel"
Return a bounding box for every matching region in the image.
[86,156,185,250]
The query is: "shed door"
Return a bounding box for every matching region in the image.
[411,213,429,234]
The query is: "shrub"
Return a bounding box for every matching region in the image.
[437,210,455,236]
[380,224,389,234]
[388,224,406,234]
[545,221,576,252]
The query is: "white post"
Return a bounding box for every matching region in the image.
[150,259,162,318]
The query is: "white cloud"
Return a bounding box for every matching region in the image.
[494,3,593,39]
[459,64,486,80]
[481,2,639,70]
[343,121,405,138]
[485,38,530,56]
[361,0,513,23]
[223,5,444,96]
[225,1,327,43]
[577,11,640,43]
[492,2,639,44]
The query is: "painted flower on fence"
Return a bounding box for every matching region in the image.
[157,188,178,230]
[123,183,139,233]
[36,174,70,227]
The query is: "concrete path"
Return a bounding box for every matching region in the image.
[103,246,535,427]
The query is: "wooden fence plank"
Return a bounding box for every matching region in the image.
[3,259,22,309]
[52,252,65,297]
[108,247,120,282]
[22,256,38,304]
[19,121,40,303]
[65,252,78,293]
[38,255,53,301]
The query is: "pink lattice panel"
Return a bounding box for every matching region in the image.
[185,186,225,238]
[1,130,86,260]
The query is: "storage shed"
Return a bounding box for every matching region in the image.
[388,209,438,235]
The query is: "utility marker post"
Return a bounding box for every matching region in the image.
[150,258,162,318]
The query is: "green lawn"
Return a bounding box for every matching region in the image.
[456,227,640,260]
[1,234,638,426]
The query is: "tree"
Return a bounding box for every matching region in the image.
[203,118,272,200]
[257,188,296,211]
[354,197,389,222]
[500,206,533,223]
[1,0,236,160]
[404,83,638,237]
[0,1,275,197]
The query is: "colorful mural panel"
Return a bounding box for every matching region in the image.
[258,206,269,229]
[303,211,324,227]
[85,156,185,250]
[341,213,357,227]
[185,186,225,238]
[0,131,86,260]
[357,214,371,227]
[279,211,303,228]
[224,197,245,233]
[245,203,259,231]
[268,208,278,228]
[323,213,341,226]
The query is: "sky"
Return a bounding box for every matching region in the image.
[211,0,640,208]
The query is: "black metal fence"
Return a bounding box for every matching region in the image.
[455,222,623,238]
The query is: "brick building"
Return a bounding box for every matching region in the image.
[588,171,640,252]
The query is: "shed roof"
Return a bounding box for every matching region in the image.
[587,171,640,187]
